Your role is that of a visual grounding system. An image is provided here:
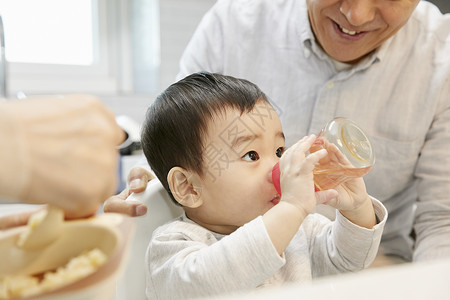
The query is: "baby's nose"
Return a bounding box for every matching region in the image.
[268,167,274,184]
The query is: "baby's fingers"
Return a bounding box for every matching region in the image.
[280,135,316,166]
[289,135,317,155]
[315,189,339,205]
[304,148,328,171]
[327,143,353,168]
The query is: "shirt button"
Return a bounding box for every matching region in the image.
[304,48,310,57]
[327,81,334,89]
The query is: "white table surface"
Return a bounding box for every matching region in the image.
[213,258,450,300]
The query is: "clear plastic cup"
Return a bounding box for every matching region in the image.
[272,117,375,195]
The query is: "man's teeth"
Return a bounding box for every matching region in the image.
[339,25,358,35]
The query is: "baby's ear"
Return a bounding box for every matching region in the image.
[167,167,203,208]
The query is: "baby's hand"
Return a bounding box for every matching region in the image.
[318,143,371,211]
[327,177,371,210]
[319,143,375,228]
[264,135,340,255]
[279,135,338,217]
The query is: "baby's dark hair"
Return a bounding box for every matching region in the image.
[141,72,270,204]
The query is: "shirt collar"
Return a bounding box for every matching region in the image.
[181,212,226,240]
[298,0,315,48]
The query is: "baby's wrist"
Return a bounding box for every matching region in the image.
[339,196,376,229]
[354,194,372,211]
[277,199,310,221]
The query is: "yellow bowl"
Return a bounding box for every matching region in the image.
[0,213,134,300]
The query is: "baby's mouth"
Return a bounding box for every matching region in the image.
[271,195,281,205]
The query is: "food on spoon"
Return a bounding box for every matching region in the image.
[16,209,47,248]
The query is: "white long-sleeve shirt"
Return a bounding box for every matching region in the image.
[146,198,387,300]
[176,0,450,261]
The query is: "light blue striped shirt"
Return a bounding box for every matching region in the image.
[177,0,450,261]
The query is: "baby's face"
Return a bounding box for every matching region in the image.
[186,101,285,234]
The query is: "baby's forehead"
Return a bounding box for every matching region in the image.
[202,101,280,145]
[207,99,275,125]
[203,107,244,139]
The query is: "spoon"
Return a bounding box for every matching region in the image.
[17,205,64,250]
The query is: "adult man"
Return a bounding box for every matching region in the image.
[106,0,450,262]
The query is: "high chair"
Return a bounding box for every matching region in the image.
[114,178,183,300]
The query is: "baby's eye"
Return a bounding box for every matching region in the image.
[242,151,260,161]
[276,147,284,158]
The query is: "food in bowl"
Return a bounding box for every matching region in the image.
[0,248,107,299]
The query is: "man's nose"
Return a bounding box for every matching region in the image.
[340,0,376,27]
